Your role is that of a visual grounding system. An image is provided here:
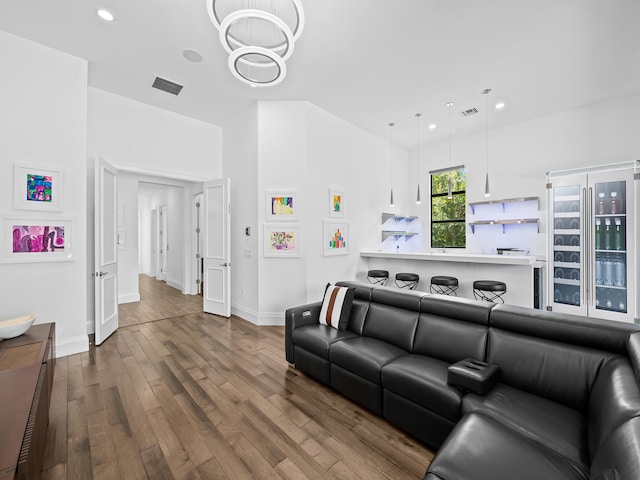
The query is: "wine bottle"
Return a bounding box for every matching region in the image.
[614,218,624,250]
[610,191,621,215]
[597,192,607,215]
[595,218,602,250]
[604,218,612,250]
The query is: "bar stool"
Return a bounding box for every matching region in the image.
[395,273,419,290]
[473,280,507,303]
[430,276,458,296]
[367,270,389,286]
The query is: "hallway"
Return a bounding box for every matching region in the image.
[118,275,203,327]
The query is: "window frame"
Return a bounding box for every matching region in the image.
[430,165,466,248]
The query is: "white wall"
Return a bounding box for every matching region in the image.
[409,90,640,257]
[224,104,260,322]
[224,101,409,325]
[88,88,222,179]
[117,173,140,303]
[0,31,89,357]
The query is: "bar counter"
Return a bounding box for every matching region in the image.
[359,251,546,308]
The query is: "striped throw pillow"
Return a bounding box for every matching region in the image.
[319,284,355,330]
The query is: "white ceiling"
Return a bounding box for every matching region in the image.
[1,0,638,149]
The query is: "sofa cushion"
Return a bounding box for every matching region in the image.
[319,284,355,330]
[382,355,463,422]
[588,356,640,458]
[329,337,407,384]
[426,413,589,480]
[462,383,588,468]
[291,324,357,360]
[590,417,640,479]
[413,313,488,363]
[487,328,611,411]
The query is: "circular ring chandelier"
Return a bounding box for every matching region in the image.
[228,46,287,87]
[207,0,305,87]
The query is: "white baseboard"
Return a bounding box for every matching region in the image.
[166,277,182,291]
[231,303,284,326]
[56,334,89,358]
[118,293,140,304]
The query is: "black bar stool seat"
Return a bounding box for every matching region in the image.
[473,280,507,303]
[395,273,419,290]
[430,276,458,296]
[367,270,389,286]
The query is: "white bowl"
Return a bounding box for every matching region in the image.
[0,313,37,340]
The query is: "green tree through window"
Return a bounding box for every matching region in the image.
[431,168,466,248]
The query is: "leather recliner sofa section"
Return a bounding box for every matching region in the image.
[285,281,640,480]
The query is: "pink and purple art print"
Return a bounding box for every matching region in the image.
[13,225,65,253]
[269,230,296,251]
[26,174,53,203]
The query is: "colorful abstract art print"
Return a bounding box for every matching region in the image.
[26,174,53,202]
[265,191,298,221]
[13,225,65,253]
[323,220,349,256]
[329,188,344,217]
[13,164,63,211]
[264,225,300,257]
[1,215,73,263]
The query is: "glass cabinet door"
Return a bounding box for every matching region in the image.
[551,184,583,308]
[593,179,628,314]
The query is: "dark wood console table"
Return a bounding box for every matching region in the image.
[0,323,55,480]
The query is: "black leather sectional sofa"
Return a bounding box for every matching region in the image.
[284,281,640,480]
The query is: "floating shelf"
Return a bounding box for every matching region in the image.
[382,231,419,241]
[469,218,539,233]
[469,196,540,214]
[381,212,419,223]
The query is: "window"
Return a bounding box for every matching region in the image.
[430,166,466,248]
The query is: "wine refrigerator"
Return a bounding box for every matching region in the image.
[547,161,639,323]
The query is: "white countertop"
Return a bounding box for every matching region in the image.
[360,251,545,266]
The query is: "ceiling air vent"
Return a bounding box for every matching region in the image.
[152,76,183,96]
[461,107,479,117]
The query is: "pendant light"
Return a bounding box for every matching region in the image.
[482,88,492,197]
[415,112,422,204]
[446,102,454,200]
[389,122,395,207]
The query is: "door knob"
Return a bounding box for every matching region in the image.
[95,271,108,277]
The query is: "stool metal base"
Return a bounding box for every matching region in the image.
[395,273,419,290]
[367,270,389,286]
[473,280,507,303]
[430,276,459,296]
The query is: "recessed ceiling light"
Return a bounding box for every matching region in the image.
[97,9,114,22]
[183,49,203,63]
[428,124,436,130]
[495,102,505,110]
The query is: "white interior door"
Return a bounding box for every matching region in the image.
[159,204,168,281]
[95,158,119,345]
[203,178,230,316]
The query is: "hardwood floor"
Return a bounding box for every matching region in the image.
[42,284,434,479]
[118,275,203,328]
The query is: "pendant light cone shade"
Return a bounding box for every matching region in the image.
[482,88,492,197]
[416,184,421,204]
[390,188,395,207]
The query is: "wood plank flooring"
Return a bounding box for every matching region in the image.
[42,282,435,479]
[118,275,203,327]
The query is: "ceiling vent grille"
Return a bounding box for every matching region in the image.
[461,107,479,117]
[152,77,183,96]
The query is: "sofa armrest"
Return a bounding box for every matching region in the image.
[447,358,500,395]
[285,301,322,364]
